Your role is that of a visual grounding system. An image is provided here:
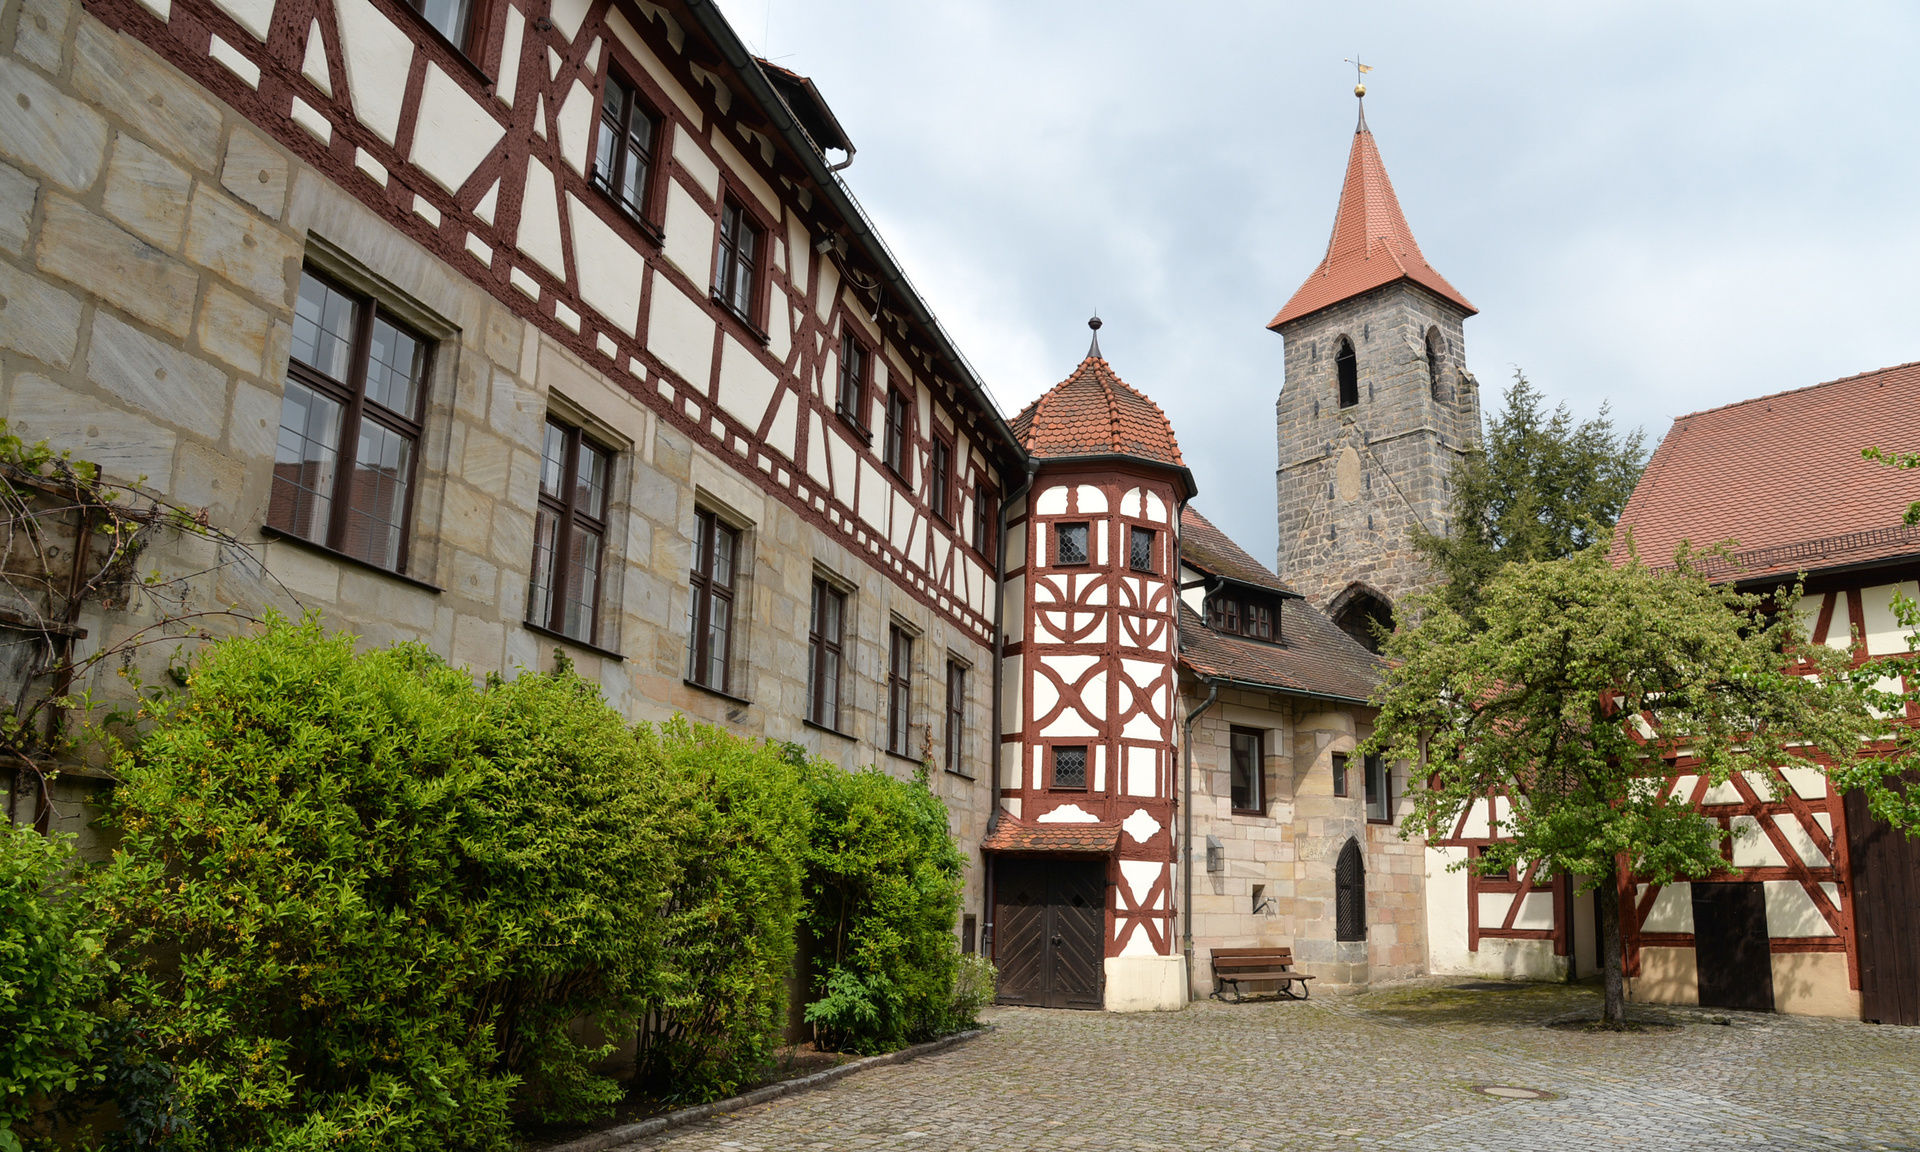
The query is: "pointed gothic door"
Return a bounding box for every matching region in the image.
[992,858,1105,1010]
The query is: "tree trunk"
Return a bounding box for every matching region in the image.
[1595,857,1627,1026]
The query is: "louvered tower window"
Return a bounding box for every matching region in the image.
[1335,838,1366,942]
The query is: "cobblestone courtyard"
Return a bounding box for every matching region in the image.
[618,980,1920,1151]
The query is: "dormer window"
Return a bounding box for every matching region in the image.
[1207,590,1279,642]
[1335,336,1358,409]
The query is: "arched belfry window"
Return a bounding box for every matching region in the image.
[1335,838,1366,941]
[1425,328,1447,403]
[1331,584,1395,655]
[1334,337,1358,409]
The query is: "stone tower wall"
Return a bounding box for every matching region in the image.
[1273,283,1479,610]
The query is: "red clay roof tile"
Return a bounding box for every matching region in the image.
[1611,360,1920,581]
[1009,354,1186,471]
[980,819,1121,855]
[1269,108,1474,329]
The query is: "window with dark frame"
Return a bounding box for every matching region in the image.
[1129,526,1155,573]
[836,332,869,425]
[944,659,967,775]
[270,268,429,574]
[1335,336,1358,408]
[1365,753,1390,822]
[887,624,914,756]
[1050,745,1088,790]
[407,0,478,54]
[594,71,660,225]
[931,437,953,522]
[713,197,762,322]
[806,578,845,729]
[527,419,612,644]
[1230,727,1264,814]
[972,484,997,563]
[884,387,911,480]
[1206,592,1277,641]
[686,509,738,693]
[1331,751,1349,797]
[1055,522,1089,566]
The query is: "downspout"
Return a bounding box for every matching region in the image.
[981,457,1037,960]
[1182,678,1220,999]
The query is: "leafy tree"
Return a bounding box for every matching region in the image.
[1362,545,1902,1026]
[1414,374,1649,619]
[1861,445,1920,525]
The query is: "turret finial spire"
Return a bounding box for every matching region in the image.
[1344,56,1372,130]
[1087,313,1103,359]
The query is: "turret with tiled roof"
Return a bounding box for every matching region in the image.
[1269,92,1474,329]
[1009,319,1195,494]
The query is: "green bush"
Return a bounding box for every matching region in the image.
[88,621,677,1150]
[631,722,812,1102]
[802,765,965,1054]
[948,953,998,1026]
[0,825,106,1152]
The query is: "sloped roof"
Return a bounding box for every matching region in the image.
[1181,507,1300,597]
[1009,354,1188,476]
[1611,361,1920,582]
[1269,104,1475,329]
[1179,602,1382,705]
[981,819,1121,854]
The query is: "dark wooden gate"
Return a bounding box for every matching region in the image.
[992,858,1104,1010]
[1691,882,1774,1012]
[1845,789,1920,1025]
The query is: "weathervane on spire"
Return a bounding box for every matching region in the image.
[1344,56,1371,98]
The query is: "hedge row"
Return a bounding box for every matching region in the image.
[0,620,993,1151]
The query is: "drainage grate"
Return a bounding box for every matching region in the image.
[1467,1084,1559,1101]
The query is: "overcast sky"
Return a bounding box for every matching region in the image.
[715,0,1920,565]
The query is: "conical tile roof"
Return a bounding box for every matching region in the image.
[1009,353,1187,473]
[1269,102,1475,329]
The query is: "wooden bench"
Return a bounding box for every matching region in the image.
[1210,947,1315,1002]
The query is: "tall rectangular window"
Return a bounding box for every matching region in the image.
[972,484,997,563]
[807,578,845,729]
[270,268,428,573]
[1331,751,1349,798]
[713,197,761,321]
[884,388,911,480]
[686,509,738,693]
[1055,522,1089,565]
[1050,745,1087,790]
[527,419,611,644]
[887,625,914,756]
[944,659,967,775]
[1365,753,1390,822]
[1230,727,1263,814]
[594,72,659,223]
[837,333,868,425]
[931,437,953,522]
[1129,526,1155,573]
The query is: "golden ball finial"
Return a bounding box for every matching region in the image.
[1355,83,1367,98]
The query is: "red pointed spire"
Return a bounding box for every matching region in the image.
[1268,100,1475,329]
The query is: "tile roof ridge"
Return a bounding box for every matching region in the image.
[1667,359,1920,422]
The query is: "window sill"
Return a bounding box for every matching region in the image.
[835,409,873,444]
[802,717,853,740]
[1231,808,1267,819]
[944,768,976,781]
[684,678,751,707]
[1367,817,1394,826]
[261,525,444,593]
[885,749,925,767]
[524,621,626,662]
[709,291,770,346]
[589,183,665,248]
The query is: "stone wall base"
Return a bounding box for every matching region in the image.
[1104,955,1188,1012]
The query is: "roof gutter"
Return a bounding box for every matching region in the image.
[678,0,1026,468]
[1175,666,1376,710]
[1021,451,1197,499]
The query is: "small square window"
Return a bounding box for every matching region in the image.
[1055,522,1089,565]
[1331,751,1349,798]
[1129,526,1155,573]
[1050,745,1088,790]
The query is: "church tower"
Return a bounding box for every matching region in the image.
[1270,89,1480,649]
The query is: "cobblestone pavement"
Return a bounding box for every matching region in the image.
[612,980,1920,1151]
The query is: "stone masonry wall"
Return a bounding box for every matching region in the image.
[1272,283,1480,611]
[0,0,994,919]
[1181,680,1424,997]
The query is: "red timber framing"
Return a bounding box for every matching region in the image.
[1434,790,1573,958]
[999,462,1181,960]
[82,0,1012,643]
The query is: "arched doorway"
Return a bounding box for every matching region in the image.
[1329,583,1394,654]
[1336,838,1366,942]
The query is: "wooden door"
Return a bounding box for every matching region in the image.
[1692,882,1774,1012]
[1846,789,1920,1025]
[992,859,1105,1010]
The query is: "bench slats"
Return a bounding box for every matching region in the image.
[1209,946,1312,1002]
